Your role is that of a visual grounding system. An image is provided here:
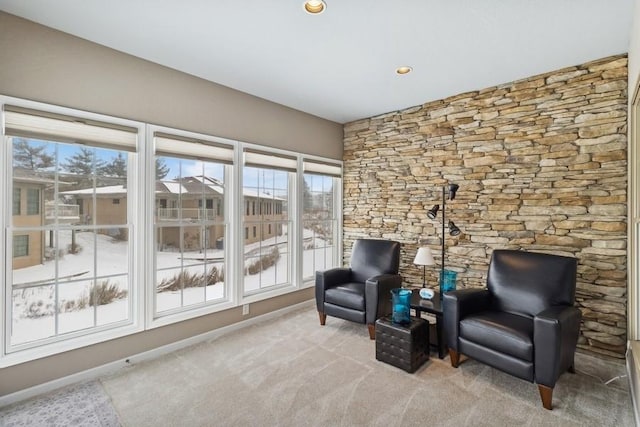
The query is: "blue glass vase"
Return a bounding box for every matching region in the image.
[440,269,458,294]
[391,288,411,325]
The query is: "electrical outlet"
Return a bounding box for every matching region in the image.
[242,304,249,315]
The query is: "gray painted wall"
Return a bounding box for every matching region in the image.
[0,11,340,396]
[0,12,343,158]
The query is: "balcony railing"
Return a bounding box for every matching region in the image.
[45,202,80,223]
[157,208,217,221]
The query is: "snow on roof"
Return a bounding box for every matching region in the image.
[160,182,187,194]
[62,176,284,200]
[61,185,126,195]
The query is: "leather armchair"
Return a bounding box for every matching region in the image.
[443,249,581,410]
[316,239,401,339]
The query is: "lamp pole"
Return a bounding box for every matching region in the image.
[441,185,446,285]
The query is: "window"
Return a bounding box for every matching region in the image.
[302,159,342,280]
[26,188,39,215]
[242,149,296,295]
[153,131,233,318]
[12,188,20,215]
[1,96,343,366]
[3,103,139,353]
[12,235,28,257]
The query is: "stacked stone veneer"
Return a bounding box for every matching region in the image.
[343,55,628,359]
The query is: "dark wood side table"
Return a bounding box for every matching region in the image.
[410,289,446,359]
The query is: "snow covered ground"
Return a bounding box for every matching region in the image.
[10,228,335,346]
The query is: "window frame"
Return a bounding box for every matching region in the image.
[0,95,343,367]
[26,188,40,215]
[12,235,28,258]
[145,125,237,329]
[0,95,145,368]
[298,157,343,287]
[12,187,20,215]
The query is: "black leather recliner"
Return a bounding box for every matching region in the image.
[443,249,581,410]
[316,239,401,339]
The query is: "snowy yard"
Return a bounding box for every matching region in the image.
[10,228,335,346]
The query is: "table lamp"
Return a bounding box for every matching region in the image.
[413,247,435,288]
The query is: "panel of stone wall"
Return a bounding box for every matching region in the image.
[343,55,628,358]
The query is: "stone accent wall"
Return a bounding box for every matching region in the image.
[343,55,628,359]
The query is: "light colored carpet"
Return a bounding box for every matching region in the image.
[0,380,120,427]
[99,306,633,427]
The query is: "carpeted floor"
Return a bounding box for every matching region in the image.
[0,380,120,427]
[102,306,633,426]
[1,305,635,426]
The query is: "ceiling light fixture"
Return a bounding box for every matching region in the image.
[304,0,326,14]
[396,66,413,75]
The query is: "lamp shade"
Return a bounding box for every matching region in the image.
[414,247,435,266]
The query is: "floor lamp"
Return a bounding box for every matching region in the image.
[427,183,461,292]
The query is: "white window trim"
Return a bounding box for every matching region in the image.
[145,125,238,329]
[0,95,343,367]
[0,95,146,367]
[238,142,300,302]
[299,154,343,288]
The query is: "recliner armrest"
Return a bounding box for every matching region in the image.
[364,273,402,324]
[315,268,352,312]
[534,305,582,387]
[443,288,492,351]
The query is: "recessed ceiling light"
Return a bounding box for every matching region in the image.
[396,66,413,75]
[304,0,326,14]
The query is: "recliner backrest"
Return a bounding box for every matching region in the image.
[350,239,401,283]
[487,250,577,317]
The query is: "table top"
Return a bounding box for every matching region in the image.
[409,288,443,315]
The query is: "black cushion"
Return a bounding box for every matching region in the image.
[325,282,365,311]
[488,250,577,318]
[351,239,401,283]
[460,311,534,362]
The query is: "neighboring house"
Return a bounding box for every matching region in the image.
[12,169,82,270]
[62,175,285,249]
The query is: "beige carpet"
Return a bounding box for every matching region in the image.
[100,305,634,426]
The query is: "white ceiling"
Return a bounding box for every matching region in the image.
[0,0,634,124]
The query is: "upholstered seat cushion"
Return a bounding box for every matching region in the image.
[325,282,366,311]
[460,311,534,362]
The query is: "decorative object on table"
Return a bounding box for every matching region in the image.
[443,250,581,410]
[315,239,401,339]
[413,246,435,288]
[419,288,434,299]
[391,288,412,325]
[427,183,462,294]
[375,316,430,373]
[440,269,458,293]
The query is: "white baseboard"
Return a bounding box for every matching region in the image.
[626,341,640,427]
[0,299,313,408]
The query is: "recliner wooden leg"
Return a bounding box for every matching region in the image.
[568,364,576,374]
[449,349,460,368]
[367,324,375,340]
[538,384,553,410]
[318,311,326,325]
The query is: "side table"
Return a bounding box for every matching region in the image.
[410,289,446,359]
[375,316,430,373]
